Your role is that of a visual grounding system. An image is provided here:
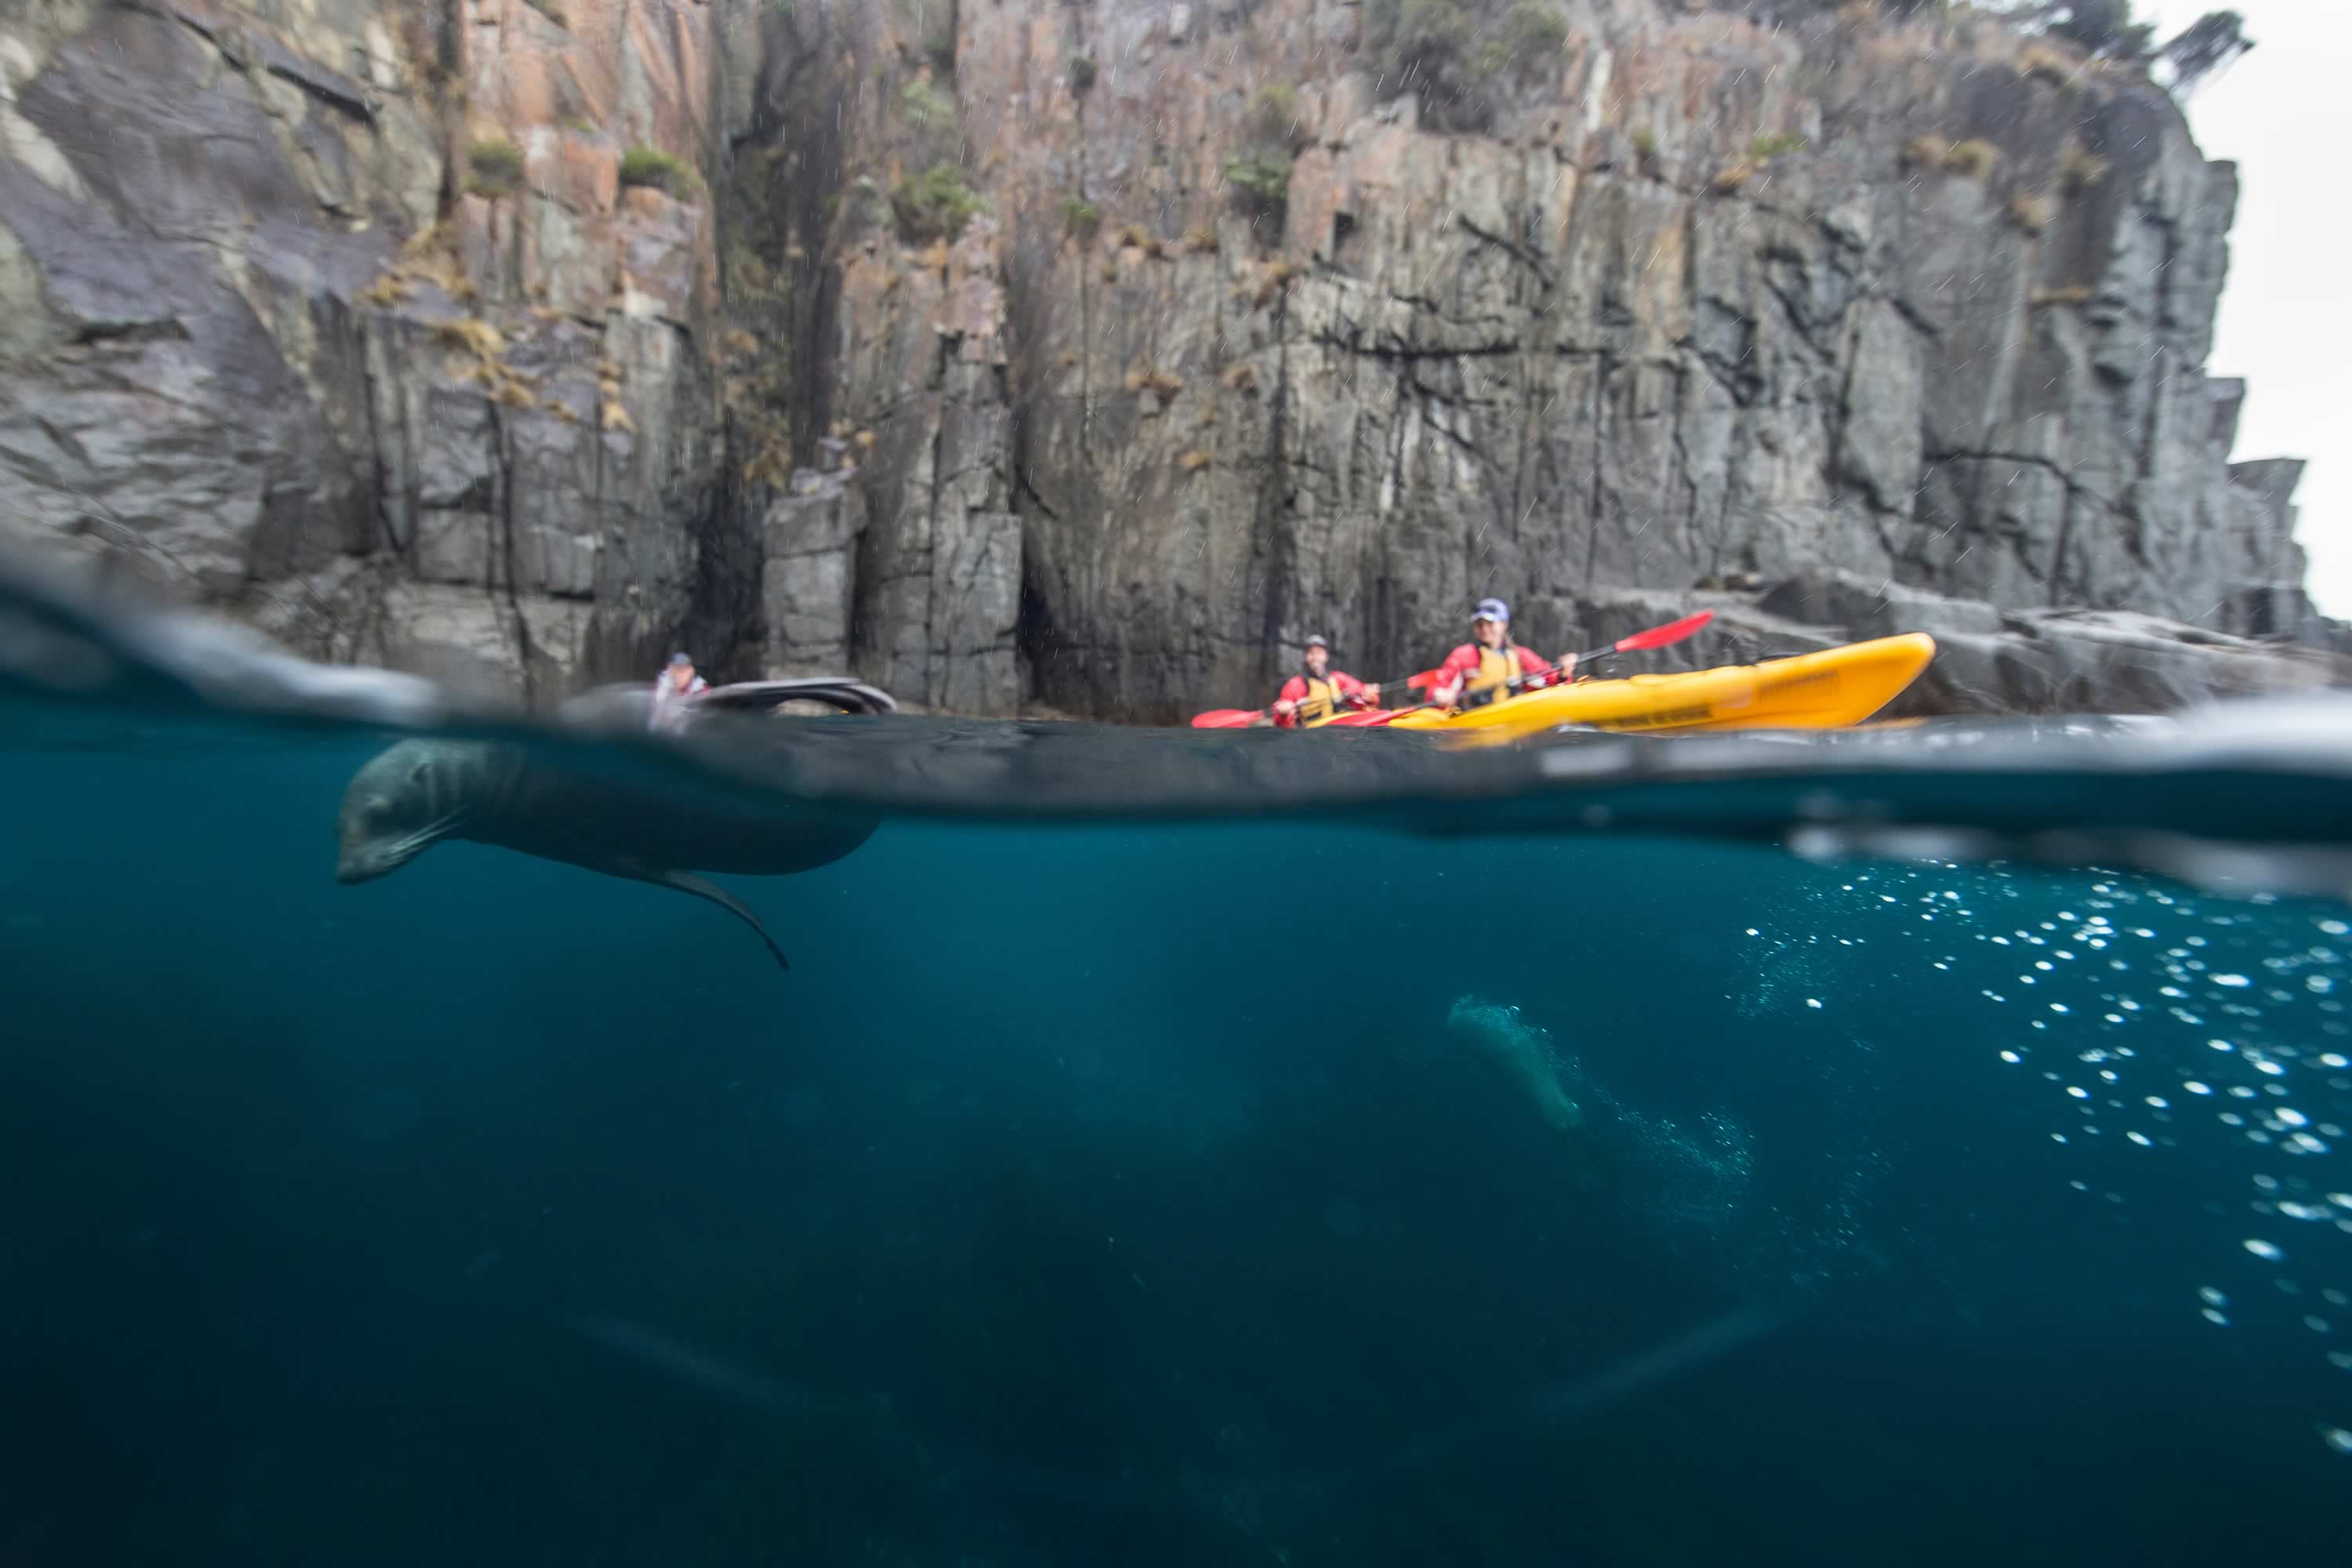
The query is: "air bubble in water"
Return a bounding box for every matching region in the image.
[2247,1240,2285,1261]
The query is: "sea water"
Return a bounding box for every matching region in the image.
[3,575,2350,1564]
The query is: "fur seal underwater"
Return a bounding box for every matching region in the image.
[1445,996,1610,1189]
[335,728,880,971]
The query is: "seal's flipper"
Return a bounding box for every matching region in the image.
[662,869,790,971]
[611,861,790,971]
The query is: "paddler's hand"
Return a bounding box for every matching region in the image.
[1556,654,1577,683]
[1360,684,1380,705]
[1273,698,1297,717]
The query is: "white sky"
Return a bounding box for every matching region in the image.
[2139,1,2352,615]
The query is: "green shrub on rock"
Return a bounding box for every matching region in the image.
[902,74,956,132]
[1498,0,1568,60]
[891,162,987,242]
[620,147,694,197]
[466,138,524,198]
[1363,0,1571,133]
[1222,151,1292,223]
[1252,82,1299,147]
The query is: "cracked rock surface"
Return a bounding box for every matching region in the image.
[0,0,2332,720]
[0,0,719,706]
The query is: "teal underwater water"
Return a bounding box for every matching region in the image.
[3,588,2351,1563]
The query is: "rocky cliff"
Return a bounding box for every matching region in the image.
[0,0,724,705]
[0,0,2333,720]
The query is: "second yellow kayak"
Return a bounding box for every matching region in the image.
[1367,633,1939,745]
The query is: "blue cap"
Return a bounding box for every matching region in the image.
[668,652,693,666]
[1474,597,1510,625]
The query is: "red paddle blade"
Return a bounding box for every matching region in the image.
[1612,609,1714,653]
[1189,710,1261,728]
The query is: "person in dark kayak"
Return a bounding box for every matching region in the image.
[1422,598,1575,712]
[648,651,708,734]
[1271,634,1381,727]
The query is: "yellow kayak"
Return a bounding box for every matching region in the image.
[1361,633,1938,745]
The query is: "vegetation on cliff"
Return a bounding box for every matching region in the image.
[463,138,523,199]
[1363,0,1572,131]
[619,147,695,198]
[890,162,987,243]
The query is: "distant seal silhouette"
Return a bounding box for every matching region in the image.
[1445,996,1611,1189]
[335,732,880,971]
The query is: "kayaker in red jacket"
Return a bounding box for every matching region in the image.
[1271,635,1380,727]
[1423,598,1575,712]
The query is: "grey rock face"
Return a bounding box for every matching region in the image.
[0,0,720,708]
[920,0,2324,719]
[1757,568,2347,719]
[0,0,2328,723]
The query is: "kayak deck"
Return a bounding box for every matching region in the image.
[1332,633,1938,742]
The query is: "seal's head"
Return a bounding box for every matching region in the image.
[336,739,467,884]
